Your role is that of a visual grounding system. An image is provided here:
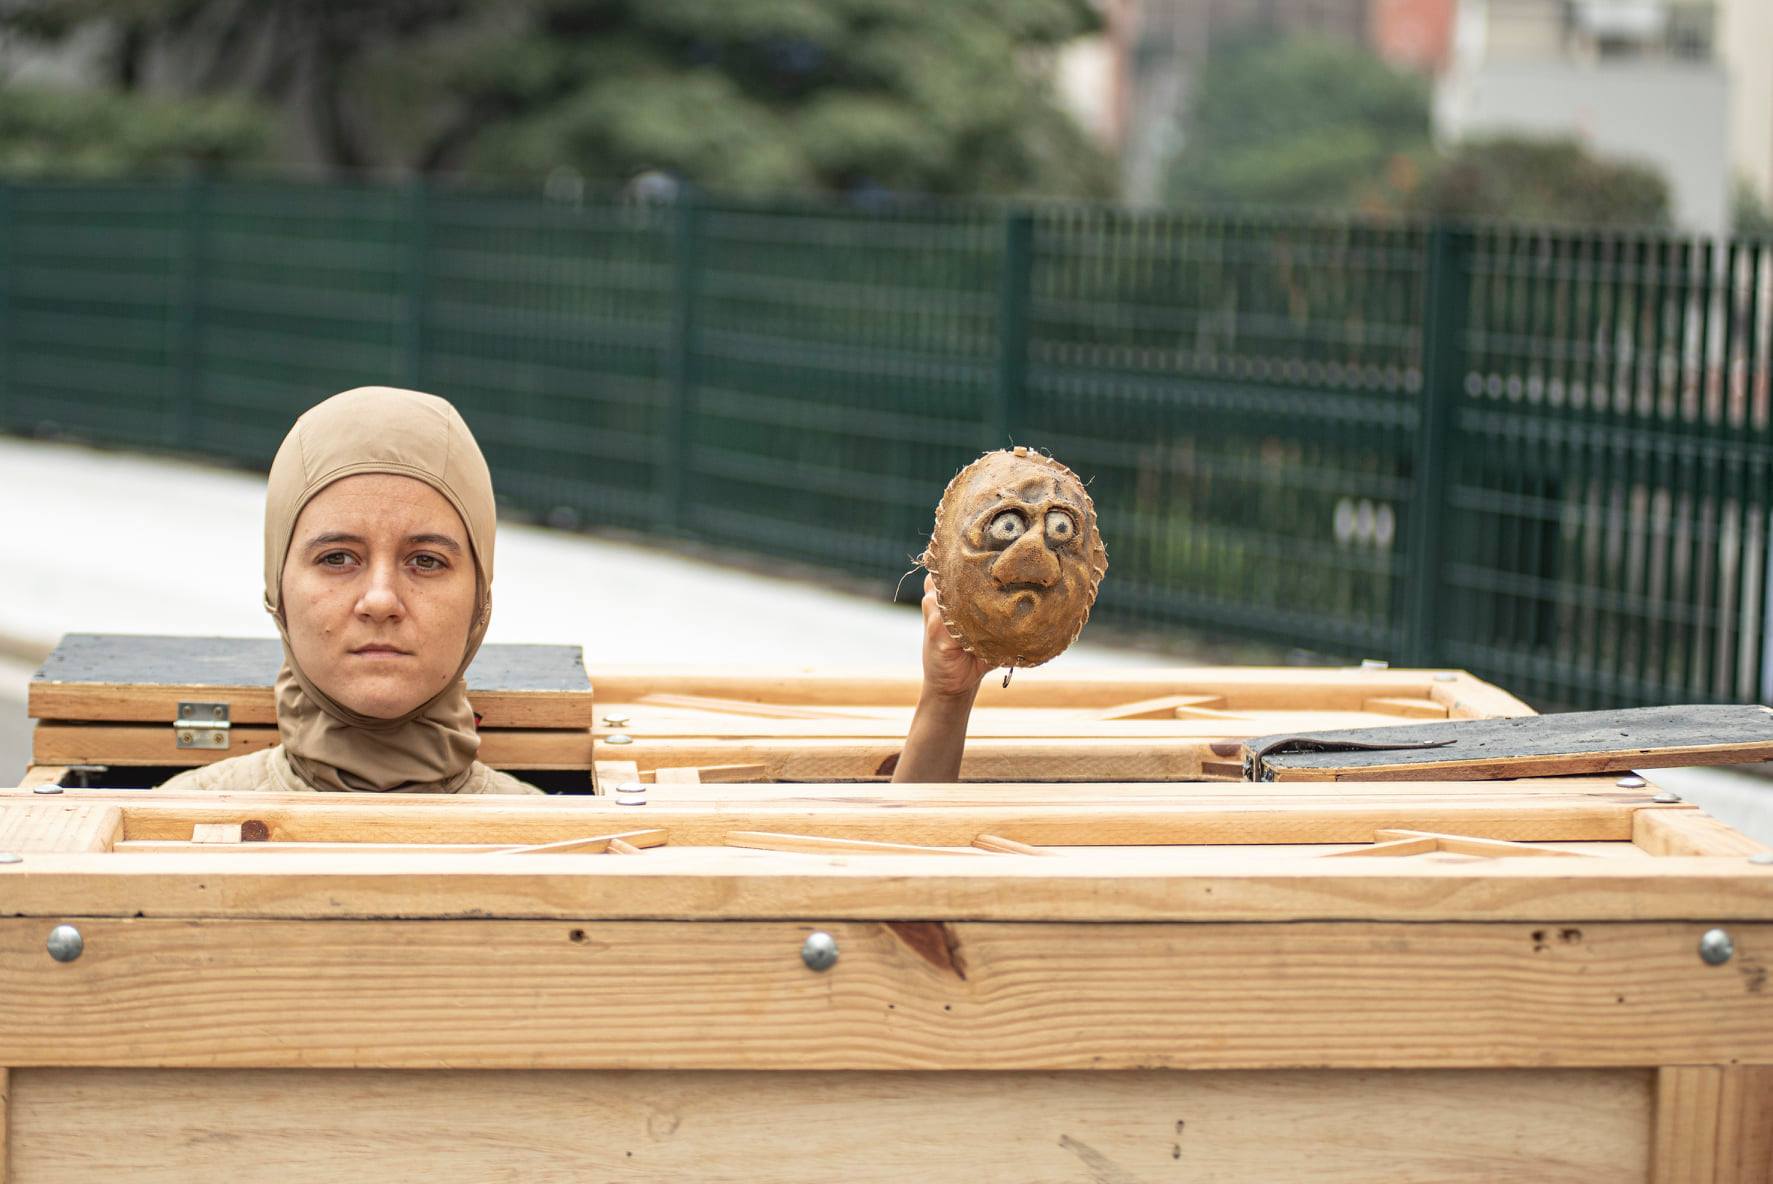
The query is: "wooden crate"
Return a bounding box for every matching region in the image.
[25,634,598,786]
[0,779,1768,1182]
[25,635,1537,786]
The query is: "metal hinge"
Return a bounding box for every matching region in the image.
[174,701,231,750]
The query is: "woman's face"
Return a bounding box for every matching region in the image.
[281,473,477,719]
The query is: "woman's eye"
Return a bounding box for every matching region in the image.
[409,554,446,572]
[988,511,1027,542]
[318,551,355,568]
[1045,511,1075,541]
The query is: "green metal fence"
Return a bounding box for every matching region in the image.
[0,178,1768,711]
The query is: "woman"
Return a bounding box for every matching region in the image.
[162,385,542,793]
[164,385,983,793]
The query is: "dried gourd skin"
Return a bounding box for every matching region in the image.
[921,446,1109,669]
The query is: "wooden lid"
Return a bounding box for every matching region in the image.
[28,634,594,730]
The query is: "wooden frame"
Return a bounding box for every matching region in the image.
[1,777,1769,1182]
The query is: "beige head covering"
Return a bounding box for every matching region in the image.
[264,386,496,792]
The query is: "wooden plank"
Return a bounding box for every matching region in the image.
[588,667,1506,711]
[596,715,1402,740]
[16,766,66,790]
[607,738,1205,781]
[1251,705,1773,782]
[971,834,1057,856]
[1369,829,1594,858]
[725,832,985,857]
[1096,694,1228,720]
[1636,810,1773,857]
[0,919,1765,1070]
[1653,1066,1773,1184]
[635,694,876,720]
[605,839,643,856]
[1323,836,1441,858]
[492,830,667,856]
[0,803,121,853]
[34,723,595,769]
[593,761,640,795]
[6,1066,1652,1184]
[189,823,242,845]
[1364,696,1450,719]
[28,635,593,728]
[1,1066,8,1184]
[653,767,702,784]
[1716,1067,1773,1184]
[2,851,1769,922]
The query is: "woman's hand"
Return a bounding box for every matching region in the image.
[918,574,994,700]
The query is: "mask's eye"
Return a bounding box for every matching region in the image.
[1045,511,1076,542]
[988,511,1027,543]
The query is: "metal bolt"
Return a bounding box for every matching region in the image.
[603,713,630,728]
[0,852,21,865]
[211,732,224,745]
[47,925,84,963]
[32,785,63,795]
[614,795,648,806]
[212,706,225,720]
[180,705,193,719]
[801,931,839,971]
[1433,672,1457,682]
[178,730,194,745]
[1616,774,1647,789]
[1750,853,1773,866]
[1360,658,1389,670]
[1699,928,1735,966]
[605,733,633,746]
[1652,790,1681,804]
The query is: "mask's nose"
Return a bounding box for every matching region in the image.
[991,530,1060,588]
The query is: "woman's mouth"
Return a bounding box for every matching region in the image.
[350,644,411,658]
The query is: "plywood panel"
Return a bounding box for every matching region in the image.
[8,1067,1651,1184]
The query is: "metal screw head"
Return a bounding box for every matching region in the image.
[212,706,225,720]
[801,931,839,972]
[32,785,63,794]
[180,705,193,719]
[46,924,84,963]
[1616,775,1648,789]
[603,713,630,728]
[0,852,21,865]
[1750,853,1773,866]
[1652,790,1681,804]
[605,733,634,746]
[178,730,194,745]
[1699,928,1735,966]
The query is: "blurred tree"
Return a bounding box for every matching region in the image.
[1415,136,1671,228]
[1165,36,1433,212]
[0,0,1110,196]
[0,85,267,176]
[1734,178,1773,239]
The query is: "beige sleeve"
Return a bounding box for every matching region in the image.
[458,762,548,795]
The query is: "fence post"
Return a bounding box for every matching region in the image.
[169,174,208,452]
[990,209,1034,450]
[0,184,11,435]
[400,178,429,389]
[659,192,702,532]
[1405,223,1471,667]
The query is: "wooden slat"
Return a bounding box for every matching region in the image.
[29,635,593,728]
[1,851,1768,922]
[971,834,1057,856]
[1,1066,8,1184]
[1717,1067,1773,1184]
[1636,810,1773,857]
[725,832,985,857]
[189,824,242,845]
[1654,1066,1773,1184]
[16,766,67,790]
[0,802,122,853]
[587,667,1509,711]
[492,830,667,856]
[33,723,594,769]
[1096,694,1228,720]
[1253,705,1773,782]
[6,1066,1651,1184]
[1364,696,1450,719]
[0,919,1766,1070]
[601,737,1205,781]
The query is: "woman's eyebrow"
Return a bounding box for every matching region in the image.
[304,531,366,549]
[407,533,463,555]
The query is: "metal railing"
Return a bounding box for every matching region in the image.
[0,178,1767,709]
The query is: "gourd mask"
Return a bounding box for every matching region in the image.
[921,446,1108,669]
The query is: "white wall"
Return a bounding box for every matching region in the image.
[1719,0,1773,204]
[1438,59,1732,234]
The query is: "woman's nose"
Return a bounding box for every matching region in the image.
[990,530,1060,588]
[356,562,404,619]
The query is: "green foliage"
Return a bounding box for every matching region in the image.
[1416,136,1671,229]
[1,0,1111,197]
[0,85,268,178]
[1167,36,1432,212]
[1734,178,1773,240]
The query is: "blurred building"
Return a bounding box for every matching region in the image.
[1435,0,1731,233]
[1719,0,1772,209]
